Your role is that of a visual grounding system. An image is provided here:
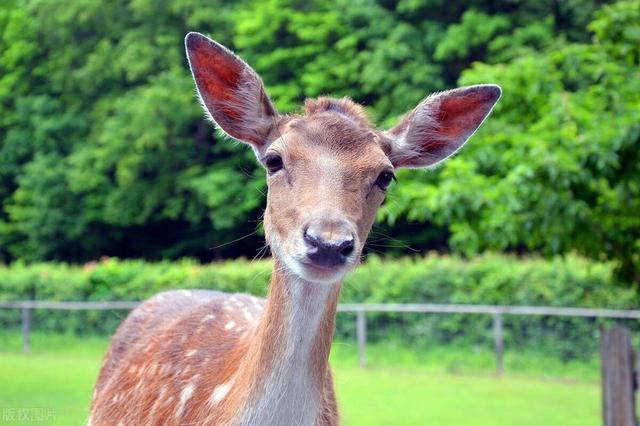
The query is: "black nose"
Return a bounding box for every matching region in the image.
[304,227,355,268]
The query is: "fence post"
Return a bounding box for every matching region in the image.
[600,326,637,426]
[635,350,640,398]
[22,307,31,354]
[356,309,367,367]
[493,313,504,376]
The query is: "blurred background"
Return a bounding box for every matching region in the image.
[0,0,639,425]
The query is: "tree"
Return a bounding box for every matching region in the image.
[1,0,636,285]
[0,0,266,261]
[381,0,640,283]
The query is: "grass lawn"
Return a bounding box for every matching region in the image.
[0,332,601,426]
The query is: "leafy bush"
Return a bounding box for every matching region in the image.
[3,0,638,288]
[381,0,640,283]
[1,254,637,359]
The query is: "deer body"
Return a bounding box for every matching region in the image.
[90,32,500,425]
[91,270,339,425]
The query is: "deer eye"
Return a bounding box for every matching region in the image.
[264,154,283,175]
[375,170,396,191]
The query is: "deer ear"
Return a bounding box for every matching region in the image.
[386,85,501,168]
[185,32,278,151]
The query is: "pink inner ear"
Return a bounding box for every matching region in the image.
[186,33,278,146]
[188,37,244,121]
[388,85,500,168]
[430,88,498,148]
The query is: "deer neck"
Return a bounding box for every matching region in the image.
[230,258,341,425]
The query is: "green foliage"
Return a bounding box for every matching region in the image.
[1,255,636,359]
[434,10,510,61]
[0,0,264,262]
[0,0,638,285]
[381,0,640,283]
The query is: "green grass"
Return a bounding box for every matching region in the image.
[0,332,602,426]
[335,367,599,426]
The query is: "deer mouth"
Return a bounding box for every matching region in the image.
[301,260,342,274]
[285,257,351,284]
[300,261,347,283]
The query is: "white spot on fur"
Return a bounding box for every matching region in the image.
[210,378,235,405]
[242,308,254,322]
[202,314,215,322]
[175,383,195,418]
[186,349,197,357]
[149,385,168,418]
[225,321,236,330]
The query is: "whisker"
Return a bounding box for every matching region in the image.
[367,241,419,249]
[209,229,259,250]
[251,244,270,263]
[366,230,419,252]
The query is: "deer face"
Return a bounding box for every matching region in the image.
[185,32,501,284]
[261,111,391,283]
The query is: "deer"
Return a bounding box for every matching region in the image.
[89,32,501,426]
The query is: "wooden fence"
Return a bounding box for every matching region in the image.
[2,300,640,373]
[2,300,638,425]
[337,303,640,373]
[600,326,638,426]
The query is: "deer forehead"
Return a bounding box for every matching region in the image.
[270,115,389,175]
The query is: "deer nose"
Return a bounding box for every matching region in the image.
[303,219,356,268]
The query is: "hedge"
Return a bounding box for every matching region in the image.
[1,254,637,359]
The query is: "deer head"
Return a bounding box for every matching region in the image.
[185,32,501,284]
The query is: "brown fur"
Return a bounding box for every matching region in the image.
[303,97,371,128]
[91,274,340,425]
[90,32,500,426]
[90,106,384,425]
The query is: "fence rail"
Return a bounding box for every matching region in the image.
[0,301,141,310]
[337,303,640,318]
[2,300,639,373]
